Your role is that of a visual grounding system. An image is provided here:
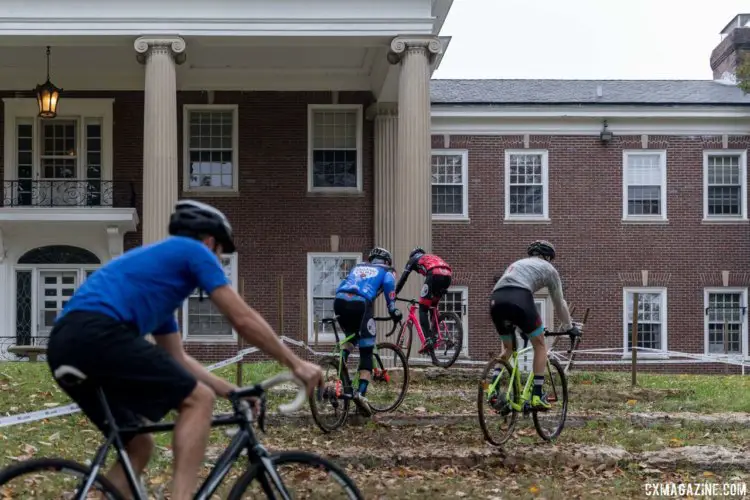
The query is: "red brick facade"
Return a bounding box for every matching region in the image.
[1,91,747,373]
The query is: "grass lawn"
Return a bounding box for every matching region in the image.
[1,361,749,498]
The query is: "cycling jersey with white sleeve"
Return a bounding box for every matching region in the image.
[492,257,573,330]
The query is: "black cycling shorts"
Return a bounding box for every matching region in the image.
[333,297,376,348]
[419,272,452,307]
[46,311,198,444]
[489,286,545,342]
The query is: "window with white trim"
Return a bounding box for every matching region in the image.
[504,150,549,220]
[623,288,667,356]
[307,253,362,343]
[307,105,363,193]
[703,151,747,220]
[704,288,748,357]
[437,286,469,356]
[623,151,667,220]
[431,150,469,220]
[2,98,113,208]
[182,254,237,341]
[182,105,239,193]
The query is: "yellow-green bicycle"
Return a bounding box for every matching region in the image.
[478,308,589,445]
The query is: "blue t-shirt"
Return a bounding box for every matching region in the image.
[58,236,230,336]
[335,262,397,312]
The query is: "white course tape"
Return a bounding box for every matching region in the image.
[0,346,262,428]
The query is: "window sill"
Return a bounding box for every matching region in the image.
[184,336,238,344]
[621,352,669,360]
[432,217,471,224]
[621,218,669,225]
[503,218,551,224]
[182,189,240,198]
[701,218,749,225]
[306,190,365,198]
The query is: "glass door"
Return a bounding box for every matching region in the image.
[37,271,78,337]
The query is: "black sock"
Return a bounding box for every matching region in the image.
[533,375,544,397]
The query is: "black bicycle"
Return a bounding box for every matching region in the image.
[0,366,363,499]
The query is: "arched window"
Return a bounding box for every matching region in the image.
[18,245,101,265]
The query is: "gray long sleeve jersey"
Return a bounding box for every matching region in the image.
[493,257,573,330]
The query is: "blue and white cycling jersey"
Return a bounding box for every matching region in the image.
[335,262,397,312]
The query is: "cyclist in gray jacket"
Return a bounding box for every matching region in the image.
[490,240,580,410]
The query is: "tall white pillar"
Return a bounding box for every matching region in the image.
[134,37,186,245]
[388,36,441,303]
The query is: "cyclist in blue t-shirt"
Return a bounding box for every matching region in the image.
[46,200,323,500]
[331,247,402,416]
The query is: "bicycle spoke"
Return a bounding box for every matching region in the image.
[477,358,517,446]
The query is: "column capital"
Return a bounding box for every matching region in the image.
[387,36,442,65]
[134,36,187,65]
[365,102,398,120]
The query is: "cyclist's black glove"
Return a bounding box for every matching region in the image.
[567,325,582,337]
[390,309,403,323]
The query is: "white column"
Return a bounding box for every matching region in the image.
[134,37,186,245]
[368,103,398,342]
[388,36,441,303]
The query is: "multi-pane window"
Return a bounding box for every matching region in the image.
[431,150,468,219]
[624,289,667,354]
[623,152,666,219]
[183,254,237,340]
[308,105,362,192]
[437,288,468,355]
[184,106,238,192]
[705,290,746,355]
[704,151,747,219]
[307,253,361,342]
[505,151,548,219]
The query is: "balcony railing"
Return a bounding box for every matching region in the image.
[3,180,136,208]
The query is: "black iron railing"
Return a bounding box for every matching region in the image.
[3,180,136,208]
[0,336,49,361]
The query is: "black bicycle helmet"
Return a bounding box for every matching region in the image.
[409,246,426,260]
[368,247,393,266]
[527,240,555,260]
[168,200,236,253]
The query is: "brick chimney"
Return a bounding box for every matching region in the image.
[710,14,750,81]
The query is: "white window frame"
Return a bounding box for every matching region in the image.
[2,98,114,191]
[702,150,748,222]
[182,104,240,195]
[431,149,469,221]
[703,287,749,359]
[443,286,469,356]
[503,149,549,222]
[622,150,668,222]
[182,253,238,343]
[622,287,668,358]
[307,252,363,343]
[307,104,363,194]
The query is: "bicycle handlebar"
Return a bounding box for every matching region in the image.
[396,297,417,305]
[229,372,307,416]
[373,316,401,336]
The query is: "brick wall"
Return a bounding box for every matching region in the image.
[710,27,750,79]
[432,134,750,374]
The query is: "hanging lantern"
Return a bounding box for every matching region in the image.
[35,46,62,118]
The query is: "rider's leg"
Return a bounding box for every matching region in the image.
[105,433,154,497]
[528,326,551,409]
[172,382,215,500]
[357,343,374,395]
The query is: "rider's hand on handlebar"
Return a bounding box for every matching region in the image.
[292,359,324,396]
[567,325,582,337]
[390,308,403,323]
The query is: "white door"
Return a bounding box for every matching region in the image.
[38,271,77,336]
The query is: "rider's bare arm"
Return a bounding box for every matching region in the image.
[154,331,237,397]
[209,285,323,393]
[547,268,573,330]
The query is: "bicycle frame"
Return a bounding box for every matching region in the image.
[395,298,444,349]
[76,389,289,500]
[485,341,538,412]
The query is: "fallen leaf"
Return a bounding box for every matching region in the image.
[529,485,540,494]
[626,399,637,406]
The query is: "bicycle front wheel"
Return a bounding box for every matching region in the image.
[0,458,126,500]
[532,357,569,441]
[477,357,518,447]
[367,342,409,413]
[227,451,364,499]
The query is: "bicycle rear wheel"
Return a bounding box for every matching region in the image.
[367,342,409,413]
[532,358,569,441]
[0,458,126,499]
[477,358,518,447]
[309,356,351,433]
[227,451,364,499]
[430,311,464,368]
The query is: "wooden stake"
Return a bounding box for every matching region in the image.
[236,277,245,387]
[278,275,284,335]
[631,293,639,387]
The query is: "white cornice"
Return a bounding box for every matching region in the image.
[430,105,750,119]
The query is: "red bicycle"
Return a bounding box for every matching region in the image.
[386,297,464,368]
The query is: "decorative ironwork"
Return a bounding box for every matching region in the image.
[0,337,49,361]
[3,179,116,207]
[19,245,101,265]
[15,270,32,346]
